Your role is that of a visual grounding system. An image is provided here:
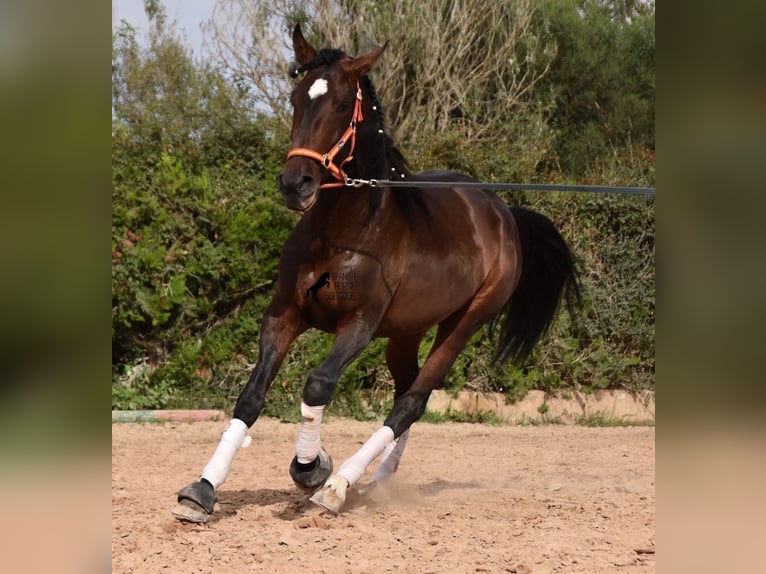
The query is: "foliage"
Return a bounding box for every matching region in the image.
[111,13,296,408]
[420,409,505,426]
[206,0,557,154]
[537,0,655,175]
[111,1,654,418]
[575,411,649,427]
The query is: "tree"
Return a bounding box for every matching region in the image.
[205,0,557,150]
[112,2,294,406]
[538,0,655,175]
[112,2,261,171]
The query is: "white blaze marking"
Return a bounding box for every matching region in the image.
[308,78,329,100]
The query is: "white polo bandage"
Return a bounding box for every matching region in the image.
[373,428,410,482]
[295,402,325,463]
[201,418,251,490]
[337,426,395,486]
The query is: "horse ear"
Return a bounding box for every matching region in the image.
[292,23,317,65]
[345,42,388,77]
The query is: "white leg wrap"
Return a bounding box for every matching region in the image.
[200,419,251,490]
[295,402,325,463]
[337,426,395,487]
[373,428,410,482]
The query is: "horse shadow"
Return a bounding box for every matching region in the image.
[213,487,316,523]
[209,478,483,523]
[417,477,483,496]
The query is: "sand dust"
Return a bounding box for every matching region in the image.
[112,418,654,573]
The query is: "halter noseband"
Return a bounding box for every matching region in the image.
[286,81,364,189]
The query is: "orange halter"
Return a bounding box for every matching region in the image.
[286,82,364,189]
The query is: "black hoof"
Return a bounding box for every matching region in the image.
[172,480,215,523]
[289,448,333,493]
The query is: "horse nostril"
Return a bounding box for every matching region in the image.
[296,175,315,195]
[278,172,316,198]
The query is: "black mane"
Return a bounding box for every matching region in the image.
[290,48,346,77]
[360,75,411,179]
[291,47,411,179]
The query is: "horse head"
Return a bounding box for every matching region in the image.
[278,24,387,212]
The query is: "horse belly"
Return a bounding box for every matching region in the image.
[376,259,482,336]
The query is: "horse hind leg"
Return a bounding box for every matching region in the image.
[369,334,422,485]
[309,334,423,511]
[384,266,517,435]
[313,297,507,512]
[310,426,395,513]
[367,428,410,488]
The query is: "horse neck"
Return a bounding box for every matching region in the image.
[309,80,417,229]
[348,115,388,180]
[305,189,384,247]
[347,79,410,182]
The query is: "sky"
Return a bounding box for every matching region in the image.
[112,0,218,56]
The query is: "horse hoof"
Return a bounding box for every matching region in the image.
[309,474,348,514]
[289,448,333,493]
[172,480,215,522]
[171,499,210,523]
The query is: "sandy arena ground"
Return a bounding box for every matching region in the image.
[112,418,655,573]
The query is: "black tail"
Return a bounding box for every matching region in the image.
[493,207,581,364]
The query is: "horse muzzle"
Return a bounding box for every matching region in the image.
[278,172,319,212]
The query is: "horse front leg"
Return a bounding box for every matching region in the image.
[172,301,304,523]
[288,317,379,493]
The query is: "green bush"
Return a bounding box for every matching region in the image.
[112,17,297,409]
[538,0,655,176]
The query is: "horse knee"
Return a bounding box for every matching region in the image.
[303,373,336,406]
[384,391,430,437]
[232,386,265,426]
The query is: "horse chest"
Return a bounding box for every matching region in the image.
[291,250,391,332]
[301,268,358,306]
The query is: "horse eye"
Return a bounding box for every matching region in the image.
[335,101,350,113]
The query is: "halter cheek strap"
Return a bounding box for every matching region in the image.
[286,82,364,189]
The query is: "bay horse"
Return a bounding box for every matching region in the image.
[172,24,580,522]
